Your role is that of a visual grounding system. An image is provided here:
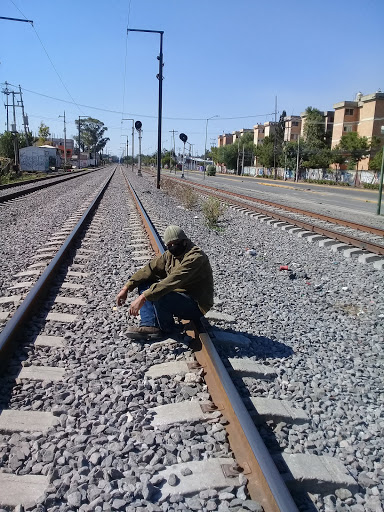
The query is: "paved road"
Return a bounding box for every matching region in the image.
[162,169,384,229]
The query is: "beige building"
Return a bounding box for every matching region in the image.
[263,121,277,138]
[218,133,233,147]
[253,124,265,146]
[331,91,384,170]
[232,128,253,143]
[284,116,301,142]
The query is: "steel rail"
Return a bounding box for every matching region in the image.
[0,167,106,191]
[0,168,106,204]
[121,166,298,512]
[188,180,384,238]
[163,176,384,255]
[0,167,115,369]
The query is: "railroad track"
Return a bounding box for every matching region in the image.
[0,166,367,511]
[153,171,384,265]
[0,167,107,205]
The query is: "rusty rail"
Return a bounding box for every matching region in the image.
[122,166,299,512]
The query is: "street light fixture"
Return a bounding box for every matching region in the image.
[377,125,384,215]
[204,115,219,179]
[127,28,164,189]
[122,118,135,173]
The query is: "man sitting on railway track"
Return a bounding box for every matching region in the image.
[116,225,214,340]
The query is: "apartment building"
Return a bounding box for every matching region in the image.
[284,116,301,142]
[331,91,384,170]
[217,133,233,147]
[253,124,265,146]
[232,128,253,143]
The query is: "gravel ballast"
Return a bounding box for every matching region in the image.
[0,167,382,511]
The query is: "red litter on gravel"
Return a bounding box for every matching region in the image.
[279,265,289,271]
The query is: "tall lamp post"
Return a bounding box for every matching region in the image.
[204,115,219,179]
[377,125,384,215]
[127,28,164,189]
[122,118,135,172]
[77,115,89,169]
[58,111,67,170]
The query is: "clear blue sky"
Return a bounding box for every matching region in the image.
[1,0,383,157]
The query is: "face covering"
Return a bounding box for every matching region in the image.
[168,241,186,257]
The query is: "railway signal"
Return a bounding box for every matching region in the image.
[179,133,188,179]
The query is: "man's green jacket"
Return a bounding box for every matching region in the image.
[124,240,214,314]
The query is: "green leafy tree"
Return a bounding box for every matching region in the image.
[369,147,383,171]
[36,122,51,146]
[301,148,332,170]
[303,107,327,148]
[256,137,275,169]
[0,131,34,159]
[74,118,110,154]
[339,132,371,171]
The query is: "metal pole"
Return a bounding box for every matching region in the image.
[295,135,300,182]
[241,144,245,175]
[377,147,384,215]
[63,112,67,169]
[204,118,208,179]
[138,130,142,175]
[78,116,81,169]
[132,123,134,172]
[126,136,129,168]
[157,31,164,189]
[19,85,29,146]
[181,141,186,178]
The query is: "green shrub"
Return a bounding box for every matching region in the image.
[363,183,379,189]
[206,165,216,176]
[201,197,225,229]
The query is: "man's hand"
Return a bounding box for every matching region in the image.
[116,287,128,306]
[128,293,146,316]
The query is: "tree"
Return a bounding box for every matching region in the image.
[0,131,34,160]
[303,107,327,148]
[36,122,51,146]
[369,147,383,171]
[256,137,275,169]
[74,118,110,154]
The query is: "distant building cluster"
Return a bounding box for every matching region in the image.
[217,91,384,170]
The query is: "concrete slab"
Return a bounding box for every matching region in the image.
[70,264,86,270]
[0,312,10,321]
[55,296,86,306]
[78,249,97,254]
[45,240,64,246]
[157,458,239,497]
[287,227,305,234]
[66,271,89,277]
[297,231,314,238]
[228,357,277,379]
[266,219,280,225]
[132,255,151,262]
[281,224,296,231]
[0,410,58,433]
[14,270,41,277]
[151,401,216,426]
[36,247,58,253]
[35,335,65,348]
[343,247,365,258]
[31,253,55,260]
[249,397,309,424]
[330,243,351,253]
[46,312,77,322]
[0,295,21,304]
[0,473,49,508]
[8,282,33,290]
[373,259,384,270]
[132,250,152,256]
[127,244,148,249]
[17,365,65,382]
[211,330,250,347]
[358,253,382,264]
[28,262,48,269]
[74,254,90,260]
[272,222,288,228]
[205,311,236,323]
[318,238,339,248]
[258,216,272,223]
[145,361,192,379]
[275,453,358,494]
[306,234,327,242]
[61,282,84,290]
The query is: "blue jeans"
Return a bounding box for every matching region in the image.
[138,281,202,332]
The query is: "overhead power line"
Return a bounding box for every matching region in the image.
[2,83,277,121]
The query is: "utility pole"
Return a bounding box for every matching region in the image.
[11,91,20,168]
[59,111,67,169]
[126,136,129,168]
[18,86,30,145]
[3,82,10,131]
[236,137,240,176]
[122,118,135,173]
[169,130,178,172]
[376,126,384,215]
[273,95,277,180]
[295,135,300,182]
[241,145,245,176]
[78,116,89,169]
